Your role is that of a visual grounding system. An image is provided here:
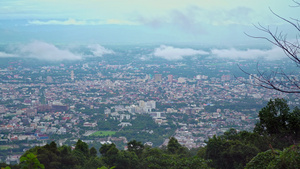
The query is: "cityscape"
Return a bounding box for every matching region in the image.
[0,0,299,168]
[0,47,298,163]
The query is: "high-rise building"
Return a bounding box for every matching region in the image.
[144,74,151,80]
[147,100,156,109]
[71,70,74,81]
[46,76,53,83]
[167,75,173,82]
[154,74,162,82]
[139,100,145,107]
[221,74,231,81]
[178,77,186,83]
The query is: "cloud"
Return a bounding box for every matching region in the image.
[137,7,205,34]
[170,9,205,34]
[0,51,17,58]
[0,41,115,61]
[105,19,137,25]
[153,45,209,60]
[19,41,82,61]
[87,44,115,56]
[136,6,253,35]
[28,19,138,25]
[137,16,165,28]
[28,19,87,25]
[211,47,286,60]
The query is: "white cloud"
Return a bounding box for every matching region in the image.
[211,47,286,60]
[0,41,115,61]
[28,19,87,25]
[0,51,17,58]
[139,55,152,61]
[87,44,114,56]
[105,19,138,25]
[28,19,138,26]
[153,45,209,60]
[20,41,82,61]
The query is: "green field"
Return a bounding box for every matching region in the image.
[0,146,11,150]
[90,131,116,137]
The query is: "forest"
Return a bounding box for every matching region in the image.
[1,98,299,169]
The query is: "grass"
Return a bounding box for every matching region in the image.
[90,131,116,137]
[0,146,11,150]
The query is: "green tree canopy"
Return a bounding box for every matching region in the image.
[254,98,300,147]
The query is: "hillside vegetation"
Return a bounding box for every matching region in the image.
[1,98,299,169]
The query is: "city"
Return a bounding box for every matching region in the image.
[0,48,298,164]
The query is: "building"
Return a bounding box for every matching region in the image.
[178,77,186,83]
[138,100,145,107]
[71,70,74,81]
[154,74,162,82]
[167,74,173,82]
[51,101,69,111]
[46,76,53,83]
[221,74,232,81]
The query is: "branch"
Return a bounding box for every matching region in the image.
[237,64,300,93]
[269,8,300,32]
[290,0,300,7]
[241,2,300,93]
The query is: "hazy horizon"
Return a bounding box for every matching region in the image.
[0,0,298,45]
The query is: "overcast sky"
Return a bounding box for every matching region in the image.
[0,0,298,46]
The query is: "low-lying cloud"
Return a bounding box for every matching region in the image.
[0,41,115,61]
[153,45,209,60]
[28,19,137,26]
[0,51,17,58]
[211,47,286,60]
[0,42,286,62]
[29,19,86,25]
[87,44,115,57]
[19,41,82,61]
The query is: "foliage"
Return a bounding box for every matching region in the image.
[127,140,144,157]
[90,147,98,157]
[245,149,279,169]
[246,145,300,169]
[204,129,268,169]
[254,98,300,148]
[90,131,116,137]
[115,114,175,147]
[140,146,211,169]
[97,167,115,169]
[3,98,300,169]
[268,145,300,169]
[1,167,11,169]
[20,153,44,169]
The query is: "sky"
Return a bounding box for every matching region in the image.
[0,0,298,61]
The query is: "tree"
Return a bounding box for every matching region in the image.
[245,149,280,169]
[268,144,300,168]
[204,135,260,169]
[84,157,104,169]
[167,137,183,154]
[243,0,300,93]
[114,151,139,169]
[20,153,45,169]
[246,144,300,169]
[254,98,300,147]
[74,140,90,157]
[99,143,119,168]
[90,147,98,157]
[127,140,144,157]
